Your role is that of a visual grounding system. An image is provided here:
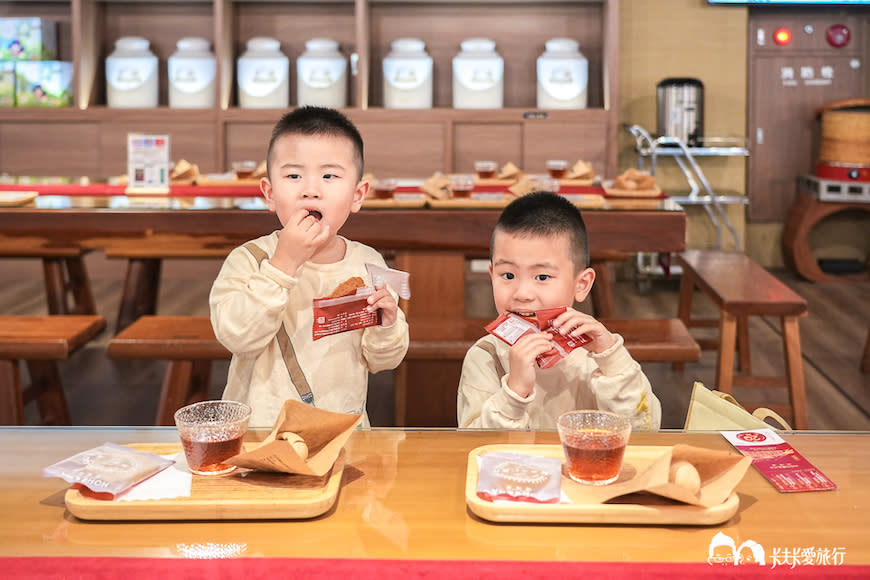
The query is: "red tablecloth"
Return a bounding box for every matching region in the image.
[2,558,865,580]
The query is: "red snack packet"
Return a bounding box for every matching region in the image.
[485,307,591,369]
[312,287,381,340]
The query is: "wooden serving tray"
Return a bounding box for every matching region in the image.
[65,443,346,521]
[0,191,38,206]
[466,444,739,526]
[195,177,261,187]
[603,185,663,198]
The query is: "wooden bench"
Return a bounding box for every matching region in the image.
[676,250,809,429]
[0,235,96,316]
[395,318,700,427]
[0,315,106,425]
[107,315,231,425]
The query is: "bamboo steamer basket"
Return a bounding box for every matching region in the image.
[817,98,870,165]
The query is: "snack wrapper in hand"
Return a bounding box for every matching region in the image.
[312,265,410,340]
[43,442,174,498]
[485,307,591,369]
[366,263,411,300]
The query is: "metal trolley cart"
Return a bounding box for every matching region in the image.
[625,124,749,287]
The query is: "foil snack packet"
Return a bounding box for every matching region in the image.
[43,442,174,498]
[312,264,410,340]
[485,307,592,369]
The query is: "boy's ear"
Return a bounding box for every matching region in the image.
[573,266,596,303]
[260,177,276,210]
[350,178,369,213]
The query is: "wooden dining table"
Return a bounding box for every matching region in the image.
[0,426,867,577]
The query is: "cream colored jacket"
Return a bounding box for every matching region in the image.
[457,334,661,431]
[210,232,409,427]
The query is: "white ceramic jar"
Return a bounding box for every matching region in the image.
[106,36,158,108]
[168,37,216,109]
[536,38,588,110]
[237,37,289,109]
[383,38,433,109]
[452,38,503,109]
[296,38,347,108]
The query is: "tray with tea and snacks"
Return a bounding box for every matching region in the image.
[603,168,662,198]
[64,443,347,521]
[466,443,750,525]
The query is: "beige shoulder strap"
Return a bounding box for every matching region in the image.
[476,340,506,380]
[244,242,315,405]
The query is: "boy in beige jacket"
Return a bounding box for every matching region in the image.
[457,192,660,430]
[210,107,408,427]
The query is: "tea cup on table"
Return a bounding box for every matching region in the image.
[546,159,569,179]
[474,160,498,179]
[373,178,398,199]
[557,410,631,485]
[174,400,251,476]
[231,160,258,180]
[449,174,475,199]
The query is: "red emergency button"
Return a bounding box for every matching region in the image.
[826,24,850,48]
[774,28,791,46]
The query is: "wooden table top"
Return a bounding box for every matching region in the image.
[1,427,867,564]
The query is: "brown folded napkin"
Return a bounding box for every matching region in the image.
[508,175,537,197]
[563,444,751,508]
[170,159,199,184]
[566,159,595,180]
[611,167,657,191]
[498,161,524,180]
[420,172,450,199]
[226,400,362,476]
[252,161,268,179]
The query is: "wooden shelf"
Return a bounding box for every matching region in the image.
[0,0,619,178]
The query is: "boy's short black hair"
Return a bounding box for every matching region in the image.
[267,106,365,180]
[491,192,590,270]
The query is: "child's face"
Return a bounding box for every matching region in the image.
[489,230,594,316]
[261,133,367,234]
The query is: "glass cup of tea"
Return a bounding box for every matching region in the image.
[474,160,498,179]
[231,160,257,180]
[449,174,475,199]
[373,178,398,199]
[174,400,251,476]
[557,410,631,485]
[546,159,569,179]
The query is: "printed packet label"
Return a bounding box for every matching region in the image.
[312,288,380,340]
[721,429,837,493]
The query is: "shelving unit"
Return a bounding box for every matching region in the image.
[0,0,620,179]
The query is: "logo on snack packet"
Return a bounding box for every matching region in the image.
[707,532,846,568]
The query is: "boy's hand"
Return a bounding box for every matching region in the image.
[506,332,554,399]
[551,307,615,354]
[269,208,331,275]
[366,284,399,327]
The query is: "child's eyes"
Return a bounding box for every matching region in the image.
[500,272,515,281]
[286,173,301,180]
[323,173,338,180]
[535,274,551,282]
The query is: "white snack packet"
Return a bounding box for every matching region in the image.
[365,263,411,299]
[43,442,174,497]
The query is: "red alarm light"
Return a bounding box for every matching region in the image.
[774,28,792,46]
[826,24,850,48]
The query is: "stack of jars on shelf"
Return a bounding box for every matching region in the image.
[0,17,73,108]
[105,35,590,110]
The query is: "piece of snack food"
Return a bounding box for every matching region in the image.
[669,459,702,495]
[326,276,366,299]
[612,167,657,191]
[420,172,451,199]
[277,431,309,460]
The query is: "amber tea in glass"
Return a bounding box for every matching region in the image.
[557,410,631,485]
[175,400,251,475]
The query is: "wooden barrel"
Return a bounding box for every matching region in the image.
[818,98,870,165]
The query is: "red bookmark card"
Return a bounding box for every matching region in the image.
[721,429,837,493]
